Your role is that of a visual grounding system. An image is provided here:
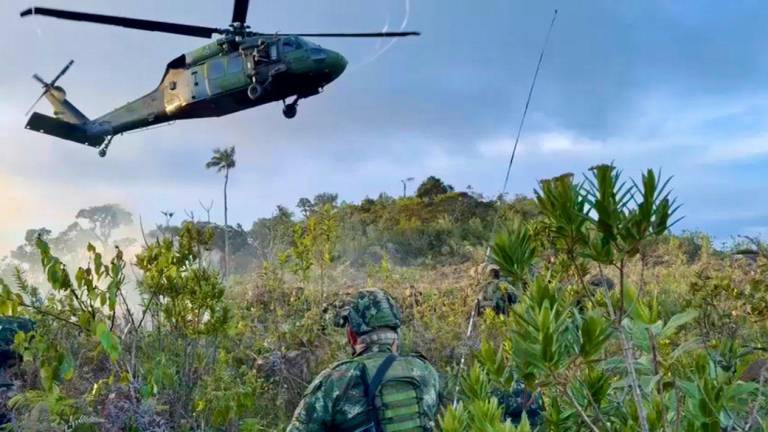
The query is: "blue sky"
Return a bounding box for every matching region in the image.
[1,0,767,254]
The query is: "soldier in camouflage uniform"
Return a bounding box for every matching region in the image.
[474,267,542,425]
[0,317,35,425]
[287,289,440,432]
[476,264,517,316]
[492,382,544,426]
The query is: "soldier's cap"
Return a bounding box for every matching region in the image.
[334,288,402,335]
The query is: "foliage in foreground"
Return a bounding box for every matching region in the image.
[0,164,764,431]
[442,165,767,431]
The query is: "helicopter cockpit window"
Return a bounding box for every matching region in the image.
[208,58,225,79]
[282,37,300,53]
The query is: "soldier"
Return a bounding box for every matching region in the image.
[476,264,517,316]
[287,288,440,432]
[492,382,544,426]
[0,317,34,425]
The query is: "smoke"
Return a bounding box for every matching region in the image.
[350,0,411,71]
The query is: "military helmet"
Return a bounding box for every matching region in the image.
[471,263,500,278]
[336,288,401,335]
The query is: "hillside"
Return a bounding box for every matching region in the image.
[0,168,765,431]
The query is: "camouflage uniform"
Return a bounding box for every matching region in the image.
[287,289,440,432]
[477,265,517,316]
[493,382,544,426]
[0,317,34,426]
[0,316,34,381]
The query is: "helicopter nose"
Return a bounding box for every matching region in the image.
[326,49,347,81]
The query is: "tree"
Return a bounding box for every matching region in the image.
[206,146,237,278]
[250,205,295,262]
[75,204,133,250]
[313,192,338,209]
[296,197,314,218]
[416,176,454,200]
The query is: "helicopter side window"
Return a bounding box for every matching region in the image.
[228,55,243,73]
[269,44,278,59]
[282,38,300,54]
[208,58,225,79]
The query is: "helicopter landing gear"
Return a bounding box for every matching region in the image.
[282,97,298,119]
[247,82,263,100]
[97,136,114,158]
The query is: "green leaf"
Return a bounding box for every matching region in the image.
[95,322,121,362]
[659,309,698,340]
[670,337,702,361]
[579,312,613,360]
[516,412,532,432]
[60,352,75,381]
[724,382,759,407]
[40,365,54,390]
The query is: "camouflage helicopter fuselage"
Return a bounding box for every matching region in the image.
[26,34,347,155]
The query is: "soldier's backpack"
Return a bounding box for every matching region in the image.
[357,353,432,432]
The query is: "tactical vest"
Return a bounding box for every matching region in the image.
[341,353,432,432]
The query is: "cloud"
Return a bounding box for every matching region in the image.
[477,130,606,159]
[698,133,768,163]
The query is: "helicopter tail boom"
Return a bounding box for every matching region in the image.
[40,88,89,124]
[24,112,100,147]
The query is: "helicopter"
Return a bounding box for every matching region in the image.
[20,0,420,157]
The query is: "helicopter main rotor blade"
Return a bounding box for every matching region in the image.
[20,7,222,39]
[291,31,421,38]
[231,0,250,25]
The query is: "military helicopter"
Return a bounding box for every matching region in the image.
[21,1,419,157]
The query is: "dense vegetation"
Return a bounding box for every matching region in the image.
[0,167,765,431]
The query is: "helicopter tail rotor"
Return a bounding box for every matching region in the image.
[26,59,74,116]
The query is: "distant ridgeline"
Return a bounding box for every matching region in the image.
[0,175,740,282]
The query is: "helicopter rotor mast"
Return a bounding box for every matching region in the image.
[230,0,250,30]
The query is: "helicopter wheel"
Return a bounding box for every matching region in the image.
[282,103,297,119]
[97,136,113,158]
[247,83,263,100]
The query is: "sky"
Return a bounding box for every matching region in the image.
[1,0,767,255]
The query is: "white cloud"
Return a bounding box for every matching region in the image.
[698,133,768,163]
[477,130,606,159]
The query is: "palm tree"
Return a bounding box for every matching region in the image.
[205,146,236,277]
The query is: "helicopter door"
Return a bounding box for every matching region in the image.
[190,67,208,101]
[207,55,249,95]
[206,58,226,95]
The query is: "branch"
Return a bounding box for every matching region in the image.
[137,293,157,330]
[599,264,649,432]
[11,298,84,331]
[138,214,150,248]
[745,363,767,430]
[565,386,601,432]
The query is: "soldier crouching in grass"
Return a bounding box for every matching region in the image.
[476,264,518,316]
[287,289,440,432]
